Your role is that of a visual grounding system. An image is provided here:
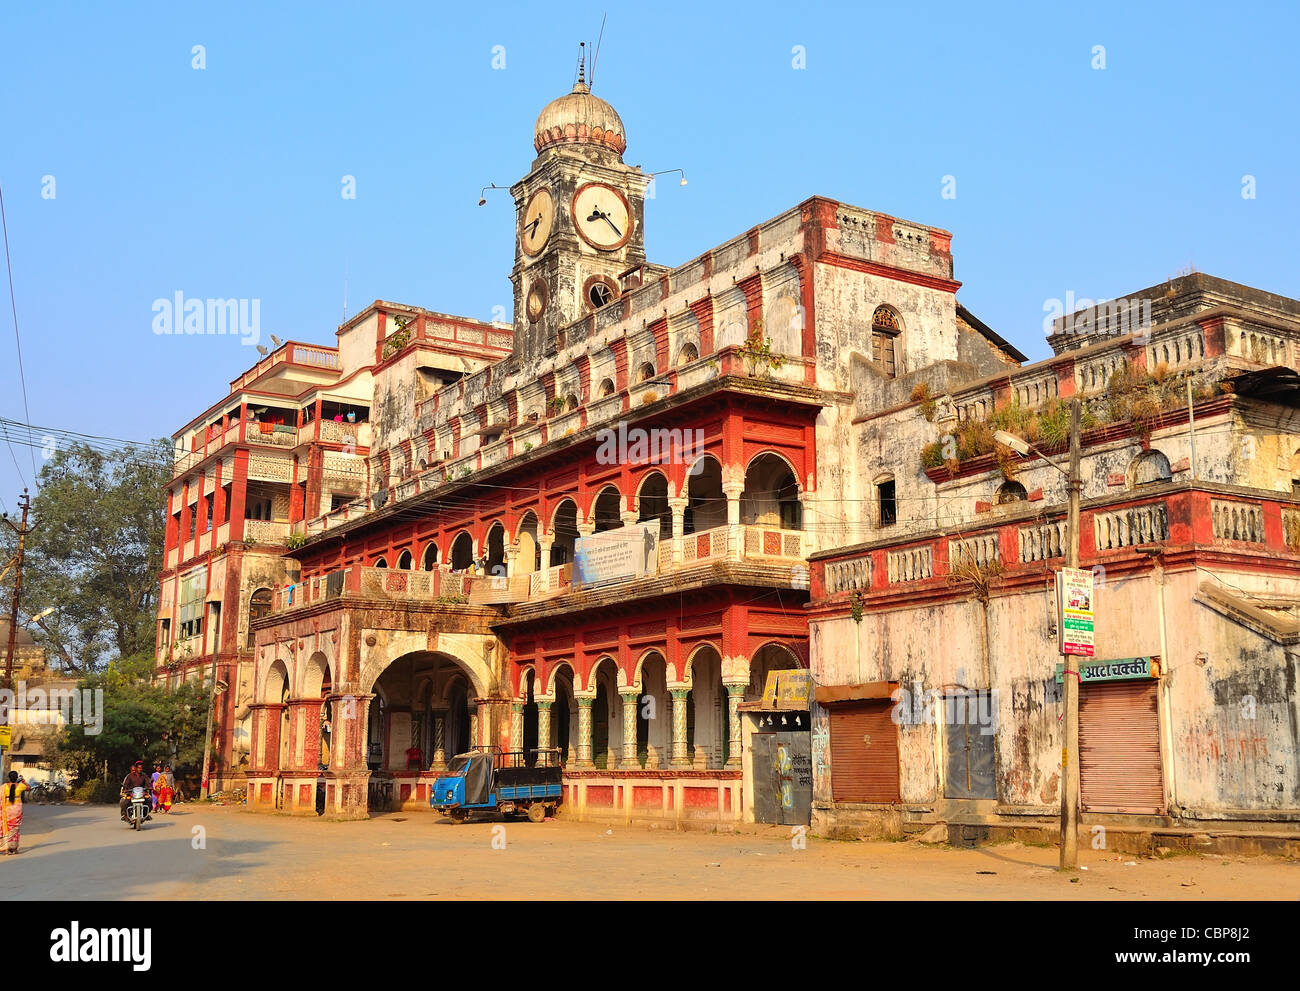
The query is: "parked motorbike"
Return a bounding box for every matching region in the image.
[125,786,151,830]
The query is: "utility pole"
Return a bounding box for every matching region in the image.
[1059,399,1083,870]
[199,652,221,800]
[2,490,34,691]
[1,490,34,787]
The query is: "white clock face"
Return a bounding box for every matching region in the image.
[572,183,632,251]
[520,188,554,257]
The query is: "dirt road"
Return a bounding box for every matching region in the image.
[6,803,1297,900]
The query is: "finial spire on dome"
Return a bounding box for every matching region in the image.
[577,42,586,89]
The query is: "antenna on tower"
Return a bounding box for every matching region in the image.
[591,13,607,87]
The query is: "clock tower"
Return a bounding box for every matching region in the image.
[509,59,650,367]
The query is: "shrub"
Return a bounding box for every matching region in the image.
[72,778,120,804]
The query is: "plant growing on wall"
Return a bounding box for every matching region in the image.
[286,533,308,550]
[381,317,413,360]
[910,383,938,422]
[739,325,785,379]
[849,590,865,624]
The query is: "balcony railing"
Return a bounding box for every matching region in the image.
[269,524,811,616]
[243,519,289,545]
[1211,499,1265,543]
[1093,502,1169,551]
[816,487,1300,601]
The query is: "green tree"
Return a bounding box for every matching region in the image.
[0,439,171,673]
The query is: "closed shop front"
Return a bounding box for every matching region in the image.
[1078,676,1164,814]
[827,700,901,804]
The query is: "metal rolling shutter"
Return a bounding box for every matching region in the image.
[1079,679,1164,814]
[829,702,901,803]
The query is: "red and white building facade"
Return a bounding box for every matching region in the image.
[161,71,1298,844]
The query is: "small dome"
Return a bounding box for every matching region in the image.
[534,79,626,157]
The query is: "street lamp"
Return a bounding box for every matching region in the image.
[997,398,1083,870]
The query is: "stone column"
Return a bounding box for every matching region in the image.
[668,497,687,567]
[575,695,595,768]
[725,683,746,769]
[510,702,524,753]
[670,688,691,768]
[723,481,744,560]
[469,706,479,750]
[620,690,640,769]
[430,711,447,772]
[536,700,553,756]
[537,537,554,584]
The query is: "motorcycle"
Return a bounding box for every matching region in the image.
[125,786,151,831]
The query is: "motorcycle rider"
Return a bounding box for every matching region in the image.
[120,759,153,822]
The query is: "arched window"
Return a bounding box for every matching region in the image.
[396,550,413,570]
[597,378,616,398]
[421,542,438,570]
[247,588,272,648]
[636,362,656,384]
[373,556,388,569]
[450,532,475,572]
[677,342,698,366]
[996,480,1028,504]
[1130,450,1172,487]
[565,393,579,412]
[871,306,901,379]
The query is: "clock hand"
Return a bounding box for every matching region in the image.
[600,214,622,237]
[525,216,541,236]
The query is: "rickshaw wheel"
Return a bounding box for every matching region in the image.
[527,803,546,823]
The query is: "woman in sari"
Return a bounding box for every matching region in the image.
[3,771,27,854]
[153,766,174,813]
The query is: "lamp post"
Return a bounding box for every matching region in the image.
[995,396,1083,870]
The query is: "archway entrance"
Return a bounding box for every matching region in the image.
[365,651,480,813]
[745,643,810,827]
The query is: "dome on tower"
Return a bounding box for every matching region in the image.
[534,77,626,157]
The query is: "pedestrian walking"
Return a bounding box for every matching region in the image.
[3,771,28,854]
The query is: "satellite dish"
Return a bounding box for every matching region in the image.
[270,334,283,347]
[256,345,269,356]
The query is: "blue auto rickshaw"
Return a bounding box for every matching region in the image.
[430,747,562,822]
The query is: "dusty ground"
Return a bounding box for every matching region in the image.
[6,803,1298,900]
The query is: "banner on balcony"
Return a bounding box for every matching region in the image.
[573,522,660,587]
[467,574,529,605]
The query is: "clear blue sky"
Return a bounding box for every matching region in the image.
[2,1,1297,503]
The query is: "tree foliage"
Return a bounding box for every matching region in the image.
[0,439,171,672]
[55,652,209,784]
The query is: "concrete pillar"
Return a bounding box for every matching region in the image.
[670,688,691,768]
[669,497,687,567]
[430,710,447,772]
[510,702,524,753]
[725,683,746,769]
[536,700,553,756]
[575,695,595,768]
[537,537,554,583]
[620,690,640,769]
[723,481,744,559]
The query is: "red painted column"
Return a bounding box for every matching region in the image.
[227,450,250,542]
